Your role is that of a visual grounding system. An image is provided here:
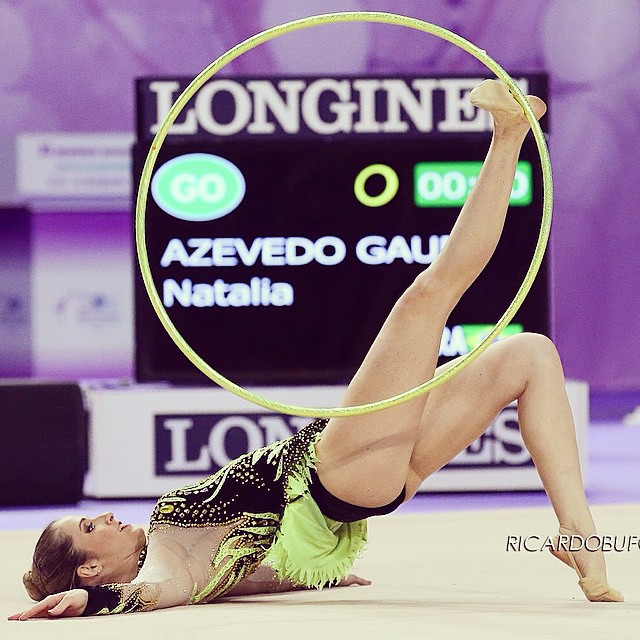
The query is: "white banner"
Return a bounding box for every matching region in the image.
[30,212,134,378]
[84,382,588,498]
[16,133,133,198]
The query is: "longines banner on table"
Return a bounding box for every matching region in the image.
[84,382,588,498]
[155,407,531,477]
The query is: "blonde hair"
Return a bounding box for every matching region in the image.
[23,521,89,601]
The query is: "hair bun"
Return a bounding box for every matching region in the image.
[25,520,88,601]
[23,568,46,601]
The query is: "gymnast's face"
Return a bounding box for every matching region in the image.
[55,512,146,584]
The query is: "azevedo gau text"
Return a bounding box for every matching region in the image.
[160,234,449,309]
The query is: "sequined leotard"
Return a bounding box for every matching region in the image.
[80,418,367,616]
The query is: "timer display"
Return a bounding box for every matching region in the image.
[414,161,533,208]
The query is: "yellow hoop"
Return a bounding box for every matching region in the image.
[135,10,552,418]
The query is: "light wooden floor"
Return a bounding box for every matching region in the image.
[2,504,638,639]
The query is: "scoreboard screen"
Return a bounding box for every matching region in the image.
[134,135,548,385]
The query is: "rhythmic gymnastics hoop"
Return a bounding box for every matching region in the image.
[135,11,553,418]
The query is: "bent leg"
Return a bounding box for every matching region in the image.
[315,82,547,507]
[406,333,609,583]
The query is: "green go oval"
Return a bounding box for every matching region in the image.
[150,153,246,221]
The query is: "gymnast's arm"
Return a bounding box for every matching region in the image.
[8,576,192,619]
[221,564,372,597]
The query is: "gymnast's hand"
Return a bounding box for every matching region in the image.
[8,589,88,620]
[336,574,371,587]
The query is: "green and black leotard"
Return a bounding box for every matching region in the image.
[80,419,369,615]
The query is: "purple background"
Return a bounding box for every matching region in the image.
[0,208,31,376]
[1,0,639,391]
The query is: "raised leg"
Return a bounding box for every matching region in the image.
[314,81,547,507]
[405,332,618,593]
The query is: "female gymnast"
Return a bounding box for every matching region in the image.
[10,80,623,621]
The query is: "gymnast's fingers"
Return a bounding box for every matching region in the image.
[8,589,87,620]
[8,593,66,620]
[338,574,372,587]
